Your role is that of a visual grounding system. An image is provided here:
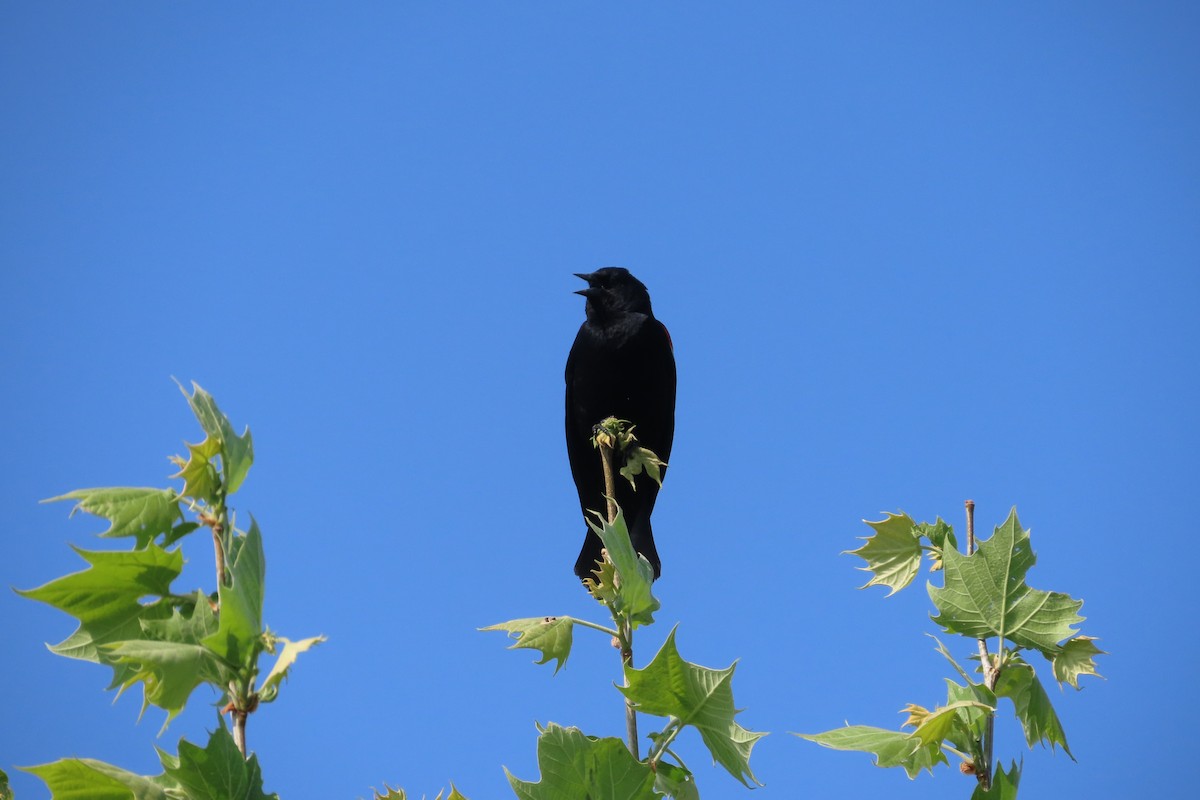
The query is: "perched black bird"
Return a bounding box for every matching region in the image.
[566,268,676,580]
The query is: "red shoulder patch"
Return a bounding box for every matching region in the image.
[659,321,673,352]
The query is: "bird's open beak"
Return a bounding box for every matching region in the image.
[574,272,596,297]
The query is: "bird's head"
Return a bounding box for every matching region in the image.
[574,267,654,320]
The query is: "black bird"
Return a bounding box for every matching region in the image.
[566,268,676,580]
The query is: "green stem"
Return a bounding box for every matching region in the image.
[572,617,621,638]
[647,718,684,767]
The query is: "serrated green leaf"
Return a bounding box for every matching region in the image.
[109,640,233,730]
[795,725,946,778]
[588,507,659,627]
[619,445,667,489]
[16,544,183,685]
[140,594,219,643]
[258,635,326,702]
[171,437,222,503]
[1052,636,1106,689]
[201,520,265,669]
[846,512,922,595]
[0,768,11,800]
[21,758,172,800]
[971,759,1021,799]
[162,725,277,800]
[929,508,1084,655]
[621,628,765,786]
[994,653,1073,758]
[177,380,254,495]
[907,700,994,748]
[505,723,657,800]
[480,617,574,673]
[42,487,185,549]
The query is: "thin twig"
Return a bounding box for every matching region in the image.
[966,499,997,790]
[965,499,976,556]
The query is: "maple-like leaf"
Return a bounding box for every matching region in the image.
[929,508,1084,655]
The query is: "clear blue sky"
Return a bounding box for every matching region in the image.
[3,3,1197,798]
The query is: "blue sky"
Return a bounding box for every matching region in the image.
[2,3,1197,798]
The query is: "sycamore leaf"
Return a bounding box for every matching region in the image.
[159,725,277,800]
[139,594,219,643]
[16,544,183,684]
[21,758,172,800]
[505,723,657,800]
[621,628,765,786]
[42,487,185,549]
[971,759,1021,799]
[795,726,946,778]
[583,558,620,606]
[846,513,922,595]
[171,436,222,503]
[258,635,326,702]
[1052,636,1106,689]
[588,508,659,627]
[109,640,233,730]
[480,617,575,674]
[177,380,254,495]
[620,445,667,489]
[929,508,1084,655]
[907,700,994,748]
[994,653,1073,759]
[0,768,11,800]
[201,520,266,670]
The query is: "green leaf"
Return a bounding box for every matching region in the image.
[943,679,995,760]
[653,761,698,800]
[971,759,1021,799]
[42,487,185,549]
[906,700,994,748]
[1052,636,1106,689]
[201,520,266,670]
[588,508,660,627]
[139,594,219,643]
[915,517,956,572]
[16,544,183,683]
[994,653,1073,759]
[258,634,326,703]
[619,445,667,489]
[929,508,1084,655]
[846,512,922,595]
[109,640,233,729]
[21,758,171,800]
[0,768,11,800]
[171,437,222,503]
[177,380,254,495]
[795,726,946,778]
[505,723,657,800]
[480,617,575,674]
[160,725,277,800]
[621,628,765,786]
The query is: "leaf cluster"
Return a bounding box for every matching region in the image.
[802,507,1105,793]
[17,382,322,798]
[486,507,764,798]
